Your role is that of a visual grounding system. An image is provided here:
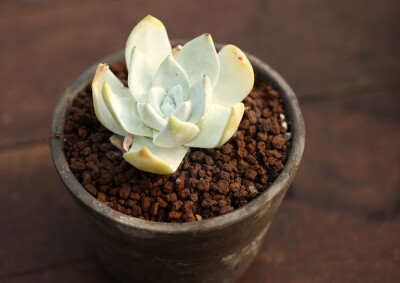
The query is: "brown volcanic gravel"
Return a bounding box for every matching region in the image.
[63,62,292,223]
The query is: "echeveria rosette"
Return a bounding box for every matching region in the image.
[92,15,254,174]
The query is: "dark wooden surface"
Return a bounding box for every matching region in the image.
[0,0,399,282]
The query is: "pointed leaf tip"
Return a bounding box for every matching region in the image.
[128,47,155,102]
[212,45,254,107]
[101,81,152,137]
[185,103,244,148]
[152,55,189,94]
[123,136,189,174]
[176,34,220,87]
[137,102,167,131]
[92,64,127,136]
[216,103,245,147]
[125,15,171,71]
[153,115,199,148]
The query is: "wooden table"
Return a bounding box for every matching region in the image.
[1,0,399,282]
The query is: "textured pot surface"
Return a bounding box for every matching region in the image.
[50,42,305,283]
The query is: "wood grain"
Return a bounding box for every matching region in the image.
[1,87,399,282]
[0,0,399,142]
[0,0,399,282]
[0,145,92,278]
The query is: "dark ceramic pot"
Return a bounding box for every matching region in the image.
[50,42,305,283]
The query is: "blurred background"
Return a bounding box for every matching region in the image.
[0,0,399,282]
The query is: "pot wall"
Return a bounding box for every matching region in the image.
[51,44,305,283]
[78,189,285,283]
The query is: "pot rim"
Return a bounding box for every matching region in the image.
[50,41,305,234]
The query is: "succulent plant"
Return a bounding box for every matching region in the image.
[92,15,254,174]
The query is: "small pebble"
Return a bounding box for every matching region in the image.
[63,63,291,223]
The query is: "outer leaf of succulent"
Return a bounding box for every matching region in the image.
[92,15,254,174]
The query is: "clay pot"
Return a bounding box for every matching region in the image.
[50,42,305,283]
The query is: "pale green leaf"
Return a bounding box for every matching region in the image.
[92,64,127,136]
[152,55,189,95]
[102,82,153,137]
[125,15,172,71]
[187,75,212,123]
[185,103,244,148]
[168,85,185,106]
[148,87,167,117]
[171,101,192,122]
[153,115,199,148]
[212,45,254,107]
[137,102,167,131]
[127,47,155,103]
[177,34,220,87]
[123,136,189,174]
[160,96,175,116]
